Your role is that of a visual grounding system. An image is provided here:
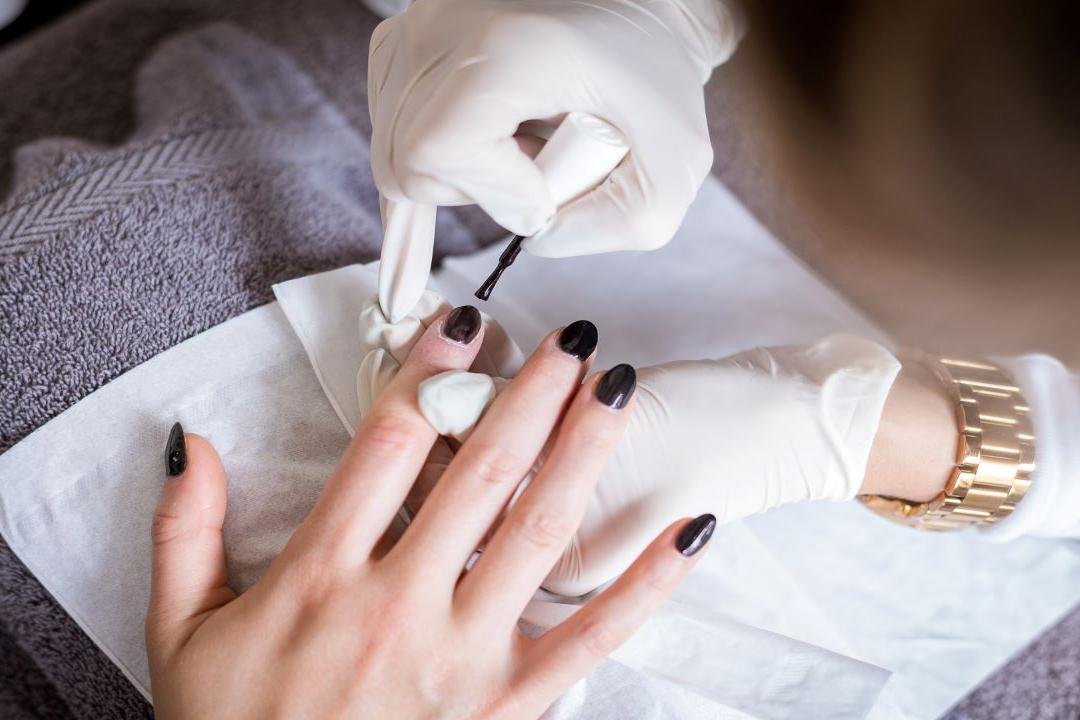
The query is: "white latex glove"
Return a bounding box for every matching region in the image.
[367,0,743,260]
[547,335,902,595]
[419,334,901,597]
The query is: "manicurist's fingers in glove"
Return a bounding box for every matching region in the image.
[367,0,743,258]
[146,312,713,720]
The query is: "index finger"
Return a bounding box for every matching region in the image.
[291,306,485,567]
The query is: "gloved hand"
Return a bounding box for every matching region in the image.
[367,0,743,259]
[417,334,901,597]
[546,335,901,595]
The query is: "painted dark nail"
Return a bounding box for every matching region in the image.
[165,422,187,477]
[558,320,598,361]
[595,363,636,409]
[676,514,716,556]
[442,305,481,345]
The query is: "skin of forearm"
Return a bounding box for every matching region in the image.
[860,360,956,502]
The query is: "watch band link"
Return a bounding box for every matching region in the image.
[860,354,1035,531]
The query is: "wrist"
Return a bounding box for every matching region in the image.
[860,358,955,502]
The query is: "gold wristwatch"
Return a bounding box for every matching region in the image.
[860,352,1035,531]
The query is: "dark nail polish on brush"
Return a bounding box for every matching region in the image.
[595,363,636,409]
[442,305,481,345]
[475,235,524,301]
[558,320,598,361]
[165,422,187,477]
[676,514,716,557]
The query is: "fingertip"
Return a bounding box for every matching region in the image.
[182,435,228,485]
[673,513,716,558]
[157,431,228,520]
[593,364,637,411]
[623,515,715,592]
[441,305,483,346]
[554,320,599,363]
[486,202,554,240]
[165,422,187,477]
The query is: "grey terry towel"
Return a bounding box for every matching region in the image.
[0,1,1076,718]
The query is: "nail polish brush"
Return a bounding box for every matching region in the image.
[474,112,629,301]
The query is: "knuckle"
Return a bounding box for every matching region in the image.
[282,552,345,600]
[479,11,575,48]
[618,203,677,251]
[360,410,427,458]
[575,616,622,659]
[690,143,714,180]
[399,129,447,176]
[631,214,676,251]
[508,507,574,551]
[150,509,193,547]
[467,444,526,487]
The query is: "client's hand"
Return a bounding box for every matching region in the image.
[146,307,714,720]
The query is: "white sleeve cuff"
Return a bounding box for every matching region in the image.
[980,354,1080,541]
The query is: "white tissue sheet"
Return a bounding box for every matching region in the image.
[0,175,1075,718]
[0,292,884,720]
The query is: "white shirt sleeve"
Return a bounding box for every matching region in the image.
[980,354,1080,541]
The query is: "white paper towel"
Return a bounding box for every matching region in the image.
[1,176,1078,719]
[0,285,886,720]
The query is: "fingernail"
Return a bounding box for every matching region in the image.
[165,422,187,477]
[595,363,636,409]
[676,514,716,556]
[558,320,598,361]
[442,305,481,345]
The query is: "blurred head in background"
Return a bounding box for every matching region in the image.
[741,1,1080,265]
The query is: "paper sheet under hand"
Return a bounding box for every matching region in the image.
[1,176,1078,719]
[0,290,885,720]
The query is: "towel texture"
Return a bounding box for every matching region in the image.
[0,1,1076,718]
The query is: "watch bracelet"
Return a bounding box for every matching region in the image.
[859,351,1035,531]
